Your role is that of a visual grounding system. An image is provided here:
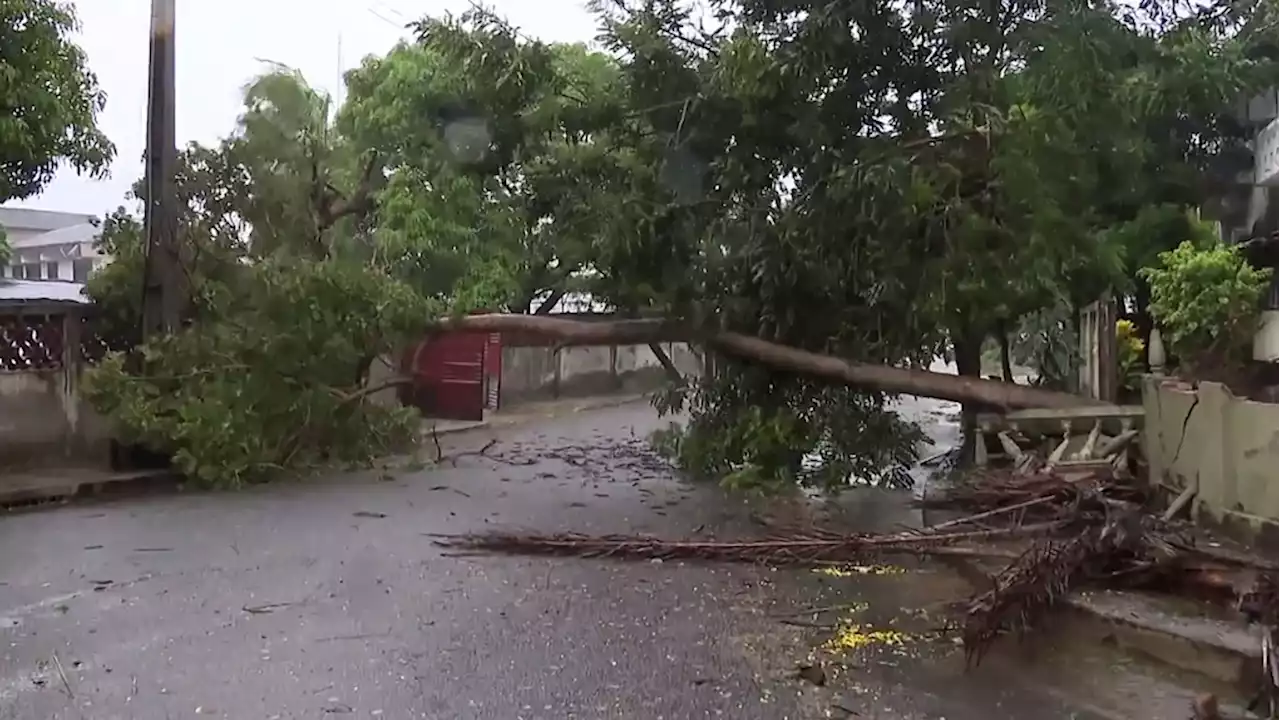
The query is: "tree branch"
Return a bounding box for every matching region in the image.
[318,153,381,231]
[534,288,567,315]
[336,376,412,406]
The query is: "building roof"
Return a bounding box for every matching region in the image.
[0,206,95,233]
[0,279,90,306]
[12,221,99,249]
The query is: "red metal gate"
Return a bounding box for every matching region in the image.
[404,332,488,421]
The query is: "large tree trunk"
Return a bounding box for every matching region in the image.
[1133,280,1153,372]
[433,314,1105,410]
[995,320,1014,383]
[951,329,985,460]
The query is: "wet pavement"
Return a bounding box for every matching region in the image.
[0,400,1210,719]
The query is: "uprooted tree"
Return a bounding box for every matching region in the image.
[76,0,1275,488]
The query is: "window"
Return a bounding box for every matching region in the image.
[15,263,40,280]
[45,262,59,280]
[72,259,95,283]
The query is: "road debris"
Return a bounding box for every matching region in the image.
[430,453,1277,688]
[51,651,74,698]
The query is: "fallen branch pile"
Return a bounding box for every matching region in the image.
[431,461,1275,668]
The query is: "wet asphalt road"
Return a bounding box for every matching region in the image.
[0,401,1179,720]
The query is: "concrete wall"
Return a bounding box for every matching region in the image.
[500,343,701,405]
[0,313,112,470]
[1142,376,1278,545]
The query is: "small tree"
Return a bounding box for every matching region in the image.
[1139,232,1272,382]
[0,0,114,202]
[0,0,116,263]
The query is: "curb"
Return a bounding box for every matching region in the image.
[2,394,655,512]
[1064,590,1263,687]
[941,553,1264,690]
[0,469,183,512]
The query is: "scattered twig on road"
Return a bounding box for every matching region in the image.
[242,601,299,615]
[429,425,443,462]
[922,494,1058,533]
[51,651,73,698]
[430,433,500,466]
[427,485,472,498]
[778,618,838,630]
[769,602,869,619]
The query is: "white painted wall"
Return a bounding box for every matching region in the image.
[1,243,108,282]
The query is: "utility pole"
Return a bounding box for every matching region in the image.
[140,0,179,341]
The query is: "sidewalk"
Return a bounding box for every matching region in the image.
[1064,589,1265,684]
[0,467,178,509]
[0,392,653,511]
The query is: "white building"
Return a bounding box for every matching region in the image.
[0,207,109,283]
[1244,90,1278,362]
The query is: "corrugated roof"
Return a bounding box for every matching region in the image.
[0,206,95,233]
[0,279,90,305]
[11,221,99,249]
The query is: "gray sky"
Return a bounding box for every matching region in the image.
[6,0,599,218]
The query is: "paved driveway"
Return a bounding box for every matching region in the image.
[0,402,1191,719]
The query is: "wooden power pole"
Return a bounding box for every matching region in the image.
[140,0,180,341]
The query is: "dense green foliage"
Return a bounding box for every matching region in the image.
[85,258,430,486]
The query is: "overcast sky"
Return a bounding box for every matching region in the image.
[6,0,599,218]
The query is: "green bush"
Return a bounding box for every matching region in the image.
[1138,238,1272,375]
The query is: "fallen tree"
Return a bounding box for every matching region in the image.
[431,313,1105,410]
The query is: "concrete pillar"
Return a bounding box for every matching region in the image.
[1148,329,1167,376]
